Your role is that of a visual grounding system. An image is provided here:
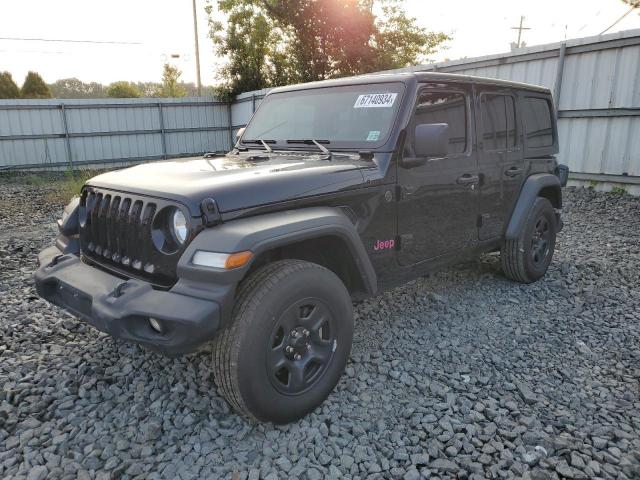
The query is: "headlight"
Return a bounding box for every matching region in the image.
[171,209,188,244]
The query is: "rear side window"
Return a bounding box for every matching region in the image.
[523,97,554,148]
[411,91,467,155]
[480,94,517,151]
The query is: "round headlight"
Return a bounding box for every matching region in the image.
[171,210,188,244]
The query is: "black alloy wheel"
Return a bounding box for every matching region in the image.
[267,298,337,395]
[212,259,353,423]
[501,197,557,283]
[530,216,552,267]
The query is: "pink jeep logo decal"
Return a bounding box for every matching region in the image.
[373,239,395,251]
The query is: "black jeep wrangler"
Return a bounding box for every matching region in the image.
[35,72,568,423]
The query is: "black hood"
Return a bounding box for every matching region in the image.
[87,153,369,215]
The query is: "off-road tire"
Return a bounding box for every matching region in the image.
[501,197,557,283]
[212,259,353,423]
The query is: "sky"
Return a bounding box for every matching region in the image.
[1,0,639,86]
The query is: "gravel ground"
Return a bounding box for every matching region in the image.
[1,180,639,480]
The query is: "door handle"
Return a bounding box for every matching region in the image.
[504,167,524,177]
[457,174,480,185]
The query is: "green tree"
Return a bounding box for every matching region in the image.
[207,0,449,98]
[106,81,141,98]
[49,78,106,98]
[370,1,449,71]
[21,71,52,98]
[258,0,378,80]
[154,64,187,97]
[207,0,299,100]
[133,81,160,97]
[0,71,20,99]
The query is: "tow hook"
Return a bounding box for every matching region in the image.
[49,254,66,267]
[112,282,128,298]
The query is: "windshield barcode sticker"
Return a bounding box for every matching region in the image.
[354,93,398,108]
[367,131,381,141]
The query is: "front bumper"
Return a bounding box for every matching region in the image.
[34,246,223,356]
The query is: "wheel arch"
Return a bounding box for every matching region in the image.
[505,173,562,240]
[539,185,562,210]
[252,233,372,297]
[178,207,377,319]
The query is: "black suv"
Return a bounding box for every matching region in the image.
[35,72,568,423]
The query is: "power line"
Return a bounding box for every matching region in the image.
[0,37,142,45]
[0,49,67,55]
[599,6,637,35]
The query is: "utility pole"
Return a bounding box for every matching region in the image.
[511,16,531,49]
[192,0,202,96]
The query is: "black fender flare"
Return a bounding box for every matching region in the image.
[177,206,377,296]
[505,173,561,240]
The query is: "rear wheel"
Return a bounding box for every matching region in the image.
[501,197,557,283]
[212,259,353,423]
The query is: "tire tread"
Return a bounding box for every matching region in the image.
[501,197,555,284]
[212,259,335,421]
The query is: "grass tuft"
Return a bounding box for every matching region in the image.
[610,186,628,195]
[1,168,105,205]
[45,170,101,204]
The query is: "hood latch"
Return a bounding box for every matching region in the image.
[200,198,222,227]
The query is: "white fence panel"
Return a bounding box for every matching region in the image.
[1,29,639,187]
[0,97,231,170]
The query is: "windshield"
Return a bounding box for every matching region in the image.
[242,82,405,150]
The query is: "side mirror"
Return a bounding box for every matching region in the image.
[401,123,450,169]
[235,127,246,140]
[415,123,449,158]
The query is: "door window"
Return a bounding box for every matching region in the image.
[480,94,517,151]
[406,91,468,157]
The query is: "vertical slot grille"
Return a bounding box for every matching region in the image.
[107,196,121,261]
[80,188,167,283]
[125,200,143,267]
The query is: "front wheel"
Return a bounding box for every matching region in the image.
[501,197,557,283]
[212,260,353,423]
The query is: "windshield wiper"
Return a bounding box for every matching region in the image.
[258,139,273,153]
[242,139,275,152]
[286,139,331,155]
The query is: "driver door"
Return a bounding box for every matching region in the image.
[397,84,479,266]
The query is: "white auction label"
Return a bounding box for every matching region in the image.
[354,93,398,108]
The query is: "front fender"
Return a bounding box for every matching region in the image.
[177,206,377,299]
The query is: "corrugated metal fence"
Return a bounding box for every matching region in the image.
[1,29,639,189]
[0,97,233,170]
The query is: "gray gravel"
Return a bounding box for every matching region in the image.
[1,181,639,480]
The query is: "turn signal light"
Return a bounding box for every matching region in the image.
[224,251,253,269]
[192,250,253,269]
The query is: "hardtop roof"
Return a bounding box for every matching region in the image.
[269,71,550,95]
